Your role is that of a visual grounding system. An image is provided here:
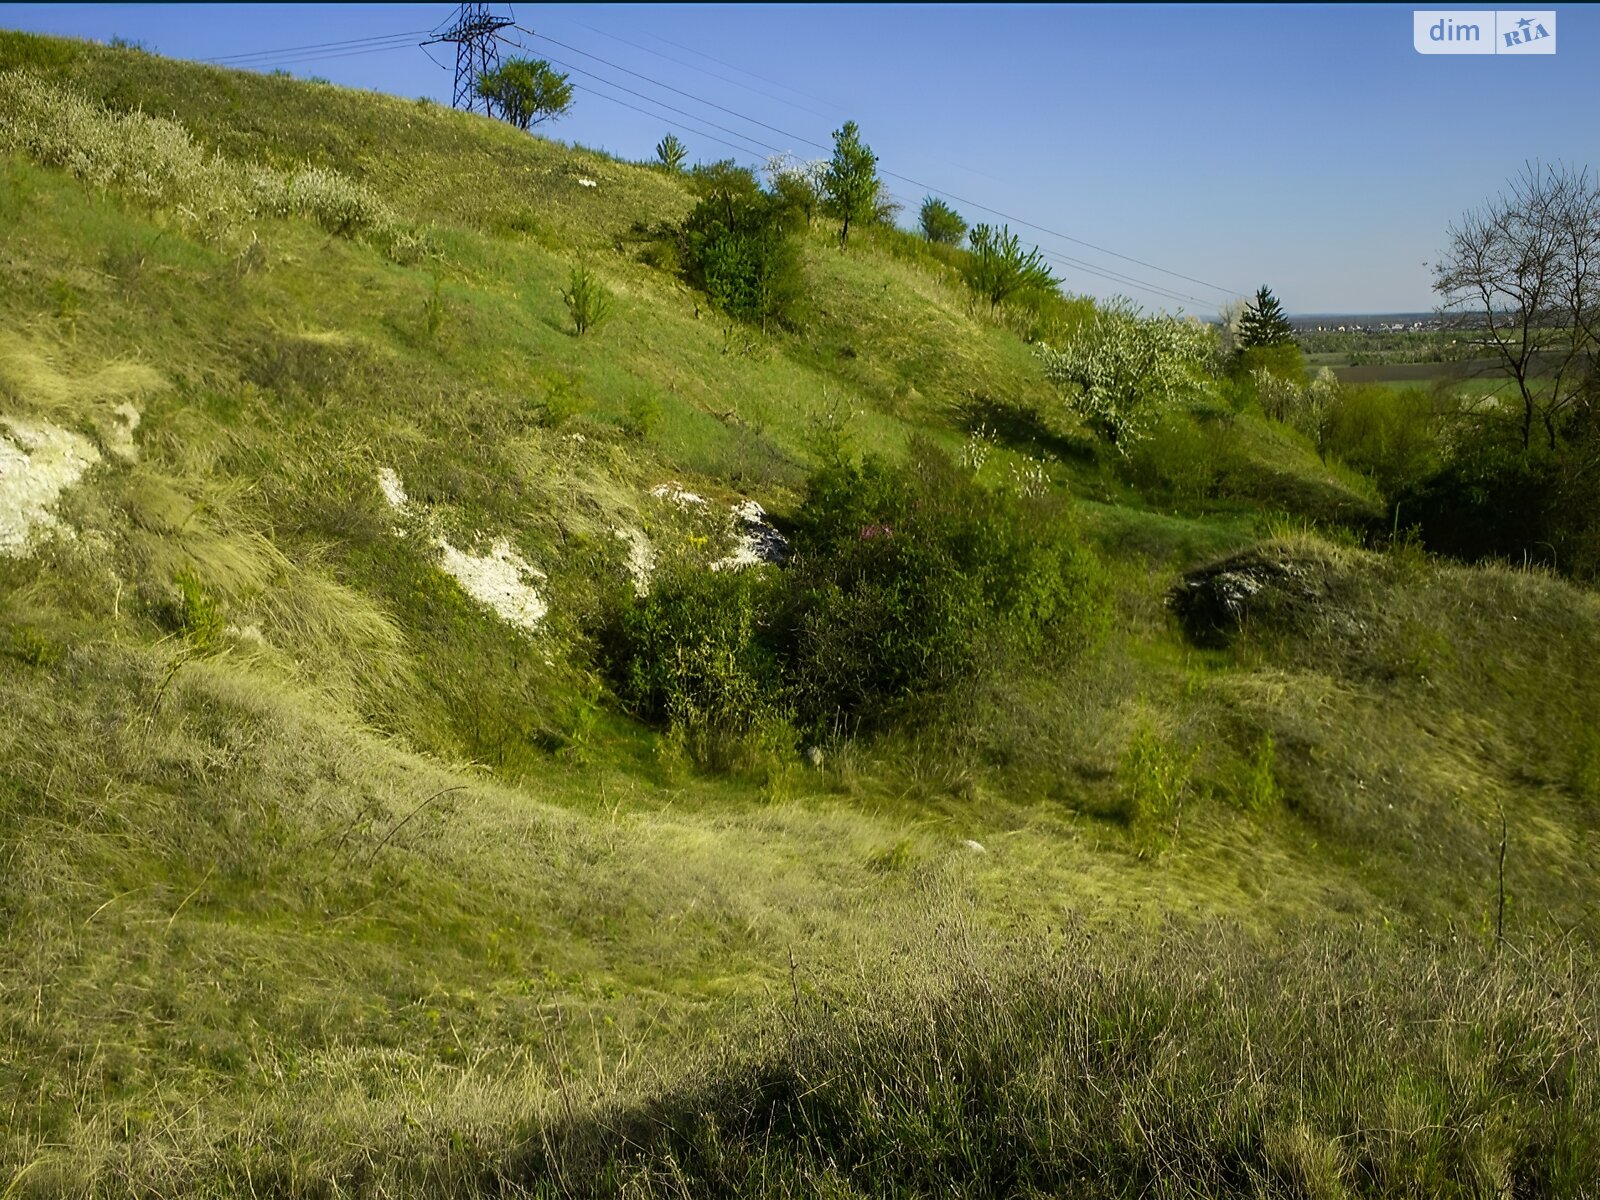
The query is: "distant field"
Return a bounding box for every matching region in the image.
[1329,359,1506,384]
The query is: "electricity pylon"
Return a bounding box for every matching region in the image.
[425,3,513,116]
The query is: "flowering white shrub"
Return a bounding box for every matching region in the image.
[0,69,238,227]
[762,151,828,194]
[1287,367,1340,454]
[248,166,387,237]
[1,72,429,260]
[1253,366,1301,423]
[1037,298,1215,451]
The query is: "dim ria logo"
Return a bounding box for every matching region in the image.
[1414,10,1556,53]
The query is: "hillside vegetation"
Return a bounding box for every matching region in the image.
[1,33,1597,1197]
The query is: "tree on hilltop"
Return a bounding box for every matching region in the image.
[822,121,880,246]
[476,57,573,131]
[963,224,1059,309]
[919,196,968,246]
[655,133,688,172]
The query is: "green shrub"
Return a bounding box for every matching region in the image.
[2,624,62,668]
[562,261,613,336]
[47,276,79,336]
[249,165,385,237]
[764,152,825,227]
[962,223,1058,310]
[423,269,446,338]
[654,133,687,172]
[602,446,1106,751]
[1122,409,1237,502]
[679,162,803,330]
[1119,721,1194,853]
[782,443,1107,735]
[537,371,589,427]
[1322,383,1440,496]
[1400,430,1556,566]
[607,566,789,772]
[918,195,967,246]
[1236,731,1281,813]
[622,390,661,440]
[1235,341,1306,388]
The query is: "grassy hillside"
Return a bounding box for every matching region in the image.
[2,32,1597,1197]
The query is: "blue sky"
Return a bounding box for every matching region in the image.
[4,3,1597,313]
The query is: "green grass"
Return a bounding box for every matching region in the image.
[1,31,1597,1196]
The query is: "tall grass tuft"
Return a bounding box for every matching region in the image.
[518,922,1600,1199]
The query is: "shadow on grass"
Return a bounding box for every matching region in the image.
[957,391,1096,466]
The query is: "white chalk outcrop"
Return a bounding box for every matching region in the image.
[0,418,101,556]
[711,498,790,571]
[376,466,550,634]
[434,537,549,634]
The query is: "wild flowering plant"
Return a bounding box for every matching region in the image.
[960,424,997,473]
[1037,298,1214,451]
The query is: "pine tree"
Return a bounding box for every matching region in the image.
[1237,285,1295,348]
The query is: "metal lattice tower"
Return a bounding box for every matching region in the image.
[425,3,514,116]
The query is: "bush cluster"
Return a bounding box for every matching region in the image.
[676,161,804,330]
[603,445,1107,762]
[783,444,1107,733]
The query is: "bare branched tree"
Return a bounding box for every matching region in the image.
[1433,162,1600,451]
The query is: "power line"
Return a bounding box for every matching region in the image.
[619,25,846,117]
[884,176,1240,301]
[568,83,782,162]
[498,33,790,158]
[542,13,840,120]
[204,30,429,65]
[529,19,1009,190]
[1040,254,1213,309]
[516,25,1242,300]
[518,28,818,156]
[496,32,780,160]
[227,40,430,73]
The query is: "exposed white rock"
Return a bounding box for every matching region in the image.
[962,839,987,854]
[650,482,706,506]
[435,537,548,633]
[376,467,409,512]
[711,497,790,571]
[0,418,101,556]
[104,403,141,461]
[375,468,550,633]
[614,526,656,597]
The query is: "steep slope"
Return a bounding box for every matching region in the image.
[1,32,1597,1195]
